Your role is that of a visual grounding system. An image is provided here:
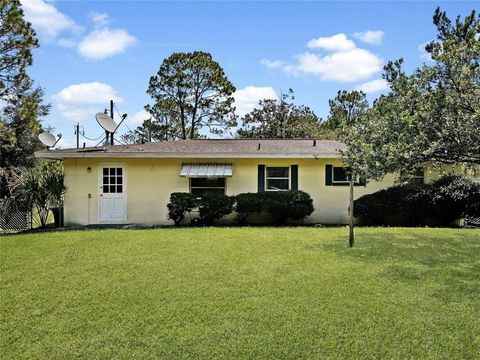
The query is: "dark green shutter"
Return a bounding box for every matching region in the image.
[291,165,298,190]
[258,165,265,192]
[325,165,333,186]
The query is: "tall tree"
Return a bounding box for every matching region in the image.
[1,76,50,170]
[237,89,325,139]
[340,8,480,181]
[323,90,368,133]
[0,0,50,200]
[0,0,38,99]
[326,90,370,247]
[145,51,237,139]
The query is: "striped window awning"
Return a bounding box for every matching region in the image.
[179,164,233,177]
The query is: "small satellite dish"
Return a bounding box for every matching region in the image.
[96,112,117,133]
[38,132,62,148]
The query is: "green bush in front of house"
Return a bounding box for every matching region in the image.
[197,192,235,226]
[264,191,315,225]
[167,192,198,226]
[281,190,315,222]
[235,190,314,225]
[234,193,265,224]
[354,175,480,227]
[168,190,314,226]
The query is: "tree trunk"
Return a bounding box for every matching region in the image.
[348,176,355,247]
[179,107,186,140]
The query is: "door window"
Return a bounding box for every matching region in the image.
[102,167,123,193]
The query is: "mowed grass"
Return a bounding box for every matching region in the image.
[1,228,479,359]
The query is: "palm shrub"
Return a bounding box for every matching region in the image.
[45,171,66,226]
[1,162,66,228]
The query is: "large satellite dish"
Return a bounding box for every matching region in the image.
[96,112,117,133]
[38,132,62,148]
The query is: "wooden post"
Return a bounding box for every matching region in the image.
[348,174,355,247]
[110,100,114,146]
[76,123,80,148]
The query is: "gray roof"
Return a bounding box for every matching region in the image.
[35,139,346,159]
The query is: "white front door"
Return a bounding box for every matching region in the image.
[99,166,126,222]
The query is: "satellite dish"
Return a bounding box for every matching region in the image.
[38,132,62,148]
[96,112,117,133]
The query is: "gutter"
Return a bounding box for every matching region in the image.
[35,151,343,160]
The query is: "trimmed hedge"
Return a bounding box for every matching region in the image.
[354,175,480,227]
[235,193,264,224]
[167,190,315,226]
[235,191,314,225]
[167,192,198,226]
[197,192,235,226]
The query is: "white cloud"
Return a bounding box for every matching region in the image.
[285,49,383,82]
[260,59,286,69]
[353,31,385,45]
[127,110,152,127]
[53,82,122,104]
[89,12,109,27]
[355,78,389,94]
[21,0,80,39]
[307,33,356,52]
[53,82,123,121]
[57,37,77,48]
[233,86,278,117]
[21,1,135,60]
[264,33,383,83]
[78,28,137,60]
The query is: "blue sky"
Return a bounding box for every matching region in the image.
[22,0,477,148]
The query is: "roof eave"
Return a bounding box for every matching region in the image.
[35,151,342,160]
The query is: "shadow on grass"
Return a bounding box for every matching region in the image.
[320,228,480,302]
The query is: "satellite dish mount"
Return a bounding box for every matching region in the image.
[96,100,127,146]
[38,132,62,149]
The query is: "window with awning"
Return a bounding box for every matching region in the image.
[179,164,233,178]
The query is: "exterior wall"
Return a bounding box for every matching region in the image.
[64,157,399,226]
[425,165,462,183]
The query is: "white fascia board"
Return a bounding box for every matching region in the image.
[35,151,342,160]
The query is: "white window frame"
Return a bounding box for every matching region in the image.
[265,166,291,191]
[189,177,227,195]
[100,166,125,194]
[332,166,360,184]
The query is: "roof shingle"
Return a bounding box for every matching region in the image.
[36,139,346,159]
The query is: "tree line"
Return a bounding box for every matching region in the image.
[123,7,479,180]
[1,1,479,194]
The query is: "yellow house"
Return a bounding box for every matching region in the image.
[35,139,434,226]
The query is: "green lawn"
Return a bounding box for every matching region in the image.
[1,228,479,359]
